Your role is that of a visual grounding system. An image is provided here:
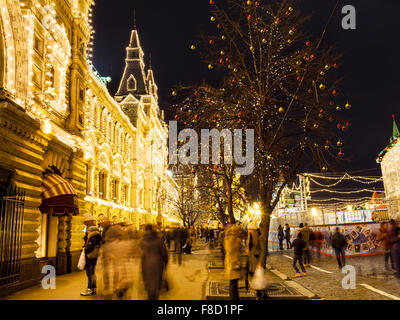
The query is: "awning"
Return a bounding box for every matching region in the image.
[39,174,79,216]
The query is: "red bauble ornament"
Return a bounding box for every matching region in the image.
[320,109,324,113]
[329,101,334,105]
[248,14,252,19]
[333,63,338,68]
[192,169,197,174]
[174,115,179,120]
[217,24,221,29]
[329,117,334,122]
[306,41,311,46]
[238,112,243,117]
[210,0,215,4]
[310,54,315,59]
[332,90,338,96]
[337,124,341,129]
[219,58,224,63]
[209,40,214,45]
[308,89,313,94]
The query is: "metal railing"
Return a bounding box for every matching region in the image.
[0,185,25,286]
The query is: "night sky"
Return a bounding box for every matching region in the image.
[92,0,400,175]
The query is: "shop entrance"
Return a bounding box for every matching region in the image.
[39,169,78,275]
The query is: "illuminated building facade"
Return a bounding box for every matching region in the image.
[0,0,177,296]
[378,116,400,219]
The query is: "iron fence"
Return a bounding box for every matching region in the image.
[0,185,25,286]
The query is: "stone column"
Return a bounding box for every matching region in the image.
[56,215,69,275]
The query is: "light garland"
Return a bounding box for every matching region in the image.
[310,188,385,194]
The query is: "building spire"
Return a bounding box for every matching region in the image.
[133,9,137,29]
[392,114,400,141]
[149,53,152,69]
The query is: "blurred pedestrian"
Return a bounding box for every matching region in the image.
[139,224,168,300]
[81,224,102,296]
[247,220,261,275]
[224,225,244,300]
[378,222,396,271]
[313,228,323,260]
[278,225,285,250]
[292,232,307,277]
[284,224,292,249]
[166,228,173,250]
[391,227,400,278]
[331,227,347,270]
[300,223,312,267]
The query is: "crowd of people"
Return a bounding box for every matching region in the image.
[80,213,198,300]
[79,212,400,301]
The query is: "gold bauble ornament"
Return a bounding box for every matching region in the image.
[278,107,285,113]
[319,84,326,90]
[289,30,294,35]
[190,45,196,50]
[336,106,341,111]
[337,141,343,147]
[211,16,216,21]
[220,50,225,55]
[325,64,330,70]
[233,68,238,72]
[208,64,214,69]
[172,91,177,96]
[320,71,325,76]
[222,35,226,40]
[322,166,328,172]
[313,123,319,129]
[287,39,292,44]
[345,102,351,109]
[247,0,252,5]
[262,38,267,43]
[288,6,293,11]
[250,46,255,51]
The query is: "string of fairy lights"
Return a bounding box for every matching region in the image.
[278,171,386,213]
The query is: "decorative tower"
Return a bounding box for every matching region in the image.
[115,18,149,102]
[391,114,400,143]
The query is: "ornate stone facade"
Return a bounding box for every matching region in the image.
[0,0,177,296]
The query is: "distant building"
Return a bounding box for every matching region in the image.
[377,116,400,219]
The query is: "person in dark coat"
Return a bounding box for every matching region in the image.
[292,232,307,277]
[391,227,400,279]
[139,224,168,300]
[284,224,292,249]
[81,226,102,296]
[331,227,347,269]
[278,225,285,250]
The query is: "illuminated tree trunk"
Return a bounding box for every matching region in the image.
[259,203,272,269]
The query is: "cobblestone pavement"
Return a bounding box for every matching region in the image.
[267,247,400,300]
[2,240,210,300]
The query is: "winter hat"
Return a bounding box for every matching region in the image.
[84,213,96,222]
[88,226,99,232]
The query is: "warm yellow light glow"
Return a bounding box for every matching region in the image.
[43,119,52,134]
[347,205,352,212]
[365,203,370,210]
[311,208,318,216]
[84,152,91,160]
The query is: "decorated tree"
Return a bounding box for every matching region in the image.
[195,164,250,225]
[172,0,350,267]
[163,165,203,228]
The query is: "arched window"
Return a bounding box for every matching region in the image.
[127,75,136,91]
